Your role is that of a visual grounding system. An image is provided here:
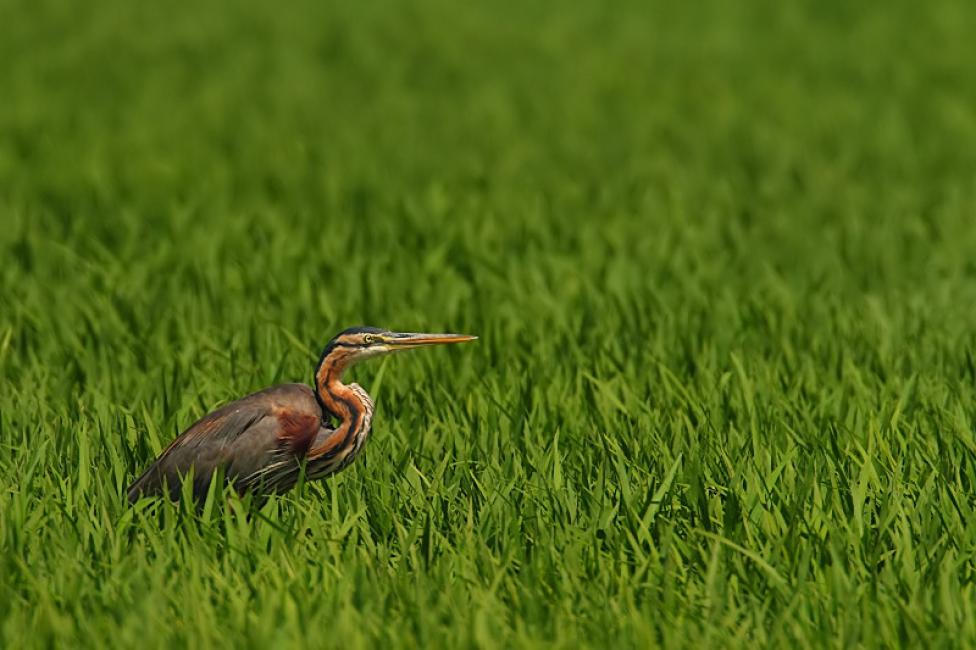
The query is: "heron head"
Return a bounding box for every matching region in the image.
[317,326,477,379]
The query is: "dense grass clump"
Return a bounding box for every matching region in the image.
[2,0,976,646]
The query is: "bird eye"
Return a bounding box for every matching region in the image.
[363,334,375,345]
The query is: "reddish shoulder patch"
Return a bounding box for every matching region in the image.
[274,409,321,456]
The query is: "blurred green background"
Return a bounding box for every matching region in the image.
[2,0,976,647]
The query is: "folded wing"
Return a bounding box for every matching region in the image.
[127,384,327,502]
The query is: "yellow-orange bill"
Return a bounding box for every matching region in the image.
[386,332,478,347]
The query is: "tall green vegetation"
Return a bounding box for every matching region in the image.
[2,1,976,646]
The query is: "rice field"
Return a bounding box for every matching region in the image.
[2,0,976,646]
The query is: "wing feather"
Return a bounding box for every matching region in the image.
[127,384,325,502]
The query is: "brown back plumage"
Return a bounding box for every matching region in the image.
[126,384,328,502]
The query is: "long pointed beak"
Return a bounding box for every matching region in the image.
[384,332,478,348]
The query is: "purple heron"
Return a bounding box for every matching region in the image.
[127,326,476,503]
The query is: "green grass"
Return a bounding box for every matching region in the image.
[2,0,976,646]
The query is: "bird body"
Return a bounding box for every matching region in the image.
[127,326,475,503]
